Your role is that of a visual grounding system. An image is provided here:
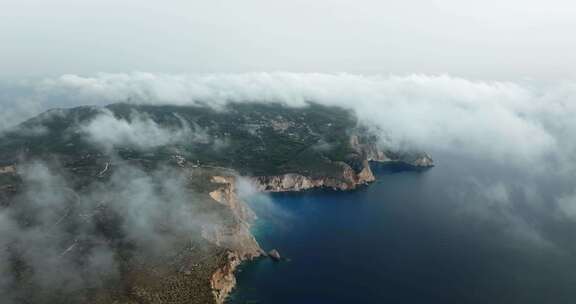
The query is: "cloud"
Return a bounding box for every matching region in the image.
[80,108,197,151]
[556,192,576,220]
[0,81,45,134]
[449,178,551,246]
[39,72,575,169]
[0,160,228,302]
[0,162,119,302]
[236,176,292,233]
[1,71,574,176]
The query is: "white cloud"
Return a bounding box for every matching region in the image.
[42,72,575,170]
[0,160,232,300]
[449,178,553,247]
[80,108,194,150]
[556,193,576,219]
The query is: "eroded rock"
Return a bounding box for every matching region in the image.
[268,249,281,261]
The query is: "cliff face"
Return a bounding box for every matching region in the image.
[203,175,263,304]
[203,155,379,302]
[249,135,433,193]
[0,165,16,174]
[250,159,375,192]
[210,251,243,304]
[204,164,378,302]
[408,154,434,167]
[350,135,434,168]
[205,175,262,259]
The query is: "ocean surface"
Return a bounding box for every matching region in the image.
[229,153,576,304]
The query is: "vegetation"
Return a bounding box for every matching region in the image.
[0,102,365,177]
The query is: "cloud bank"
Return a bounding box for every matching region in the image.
[80,109,199,151]
[34,72,575,170]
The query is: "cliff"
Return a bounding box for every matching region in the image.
[210,251,243,304]
[350,134,434,167]
[204,175,263,303]
[0,164,16,174]
[250,159,375,192]
[249,135,433,193]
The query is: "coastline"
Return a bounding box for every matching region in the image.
[213,154,434,303]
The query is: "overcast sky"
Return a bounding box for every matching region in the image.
[2,0,576,80]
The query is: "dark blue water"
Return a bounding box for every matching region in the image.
[230,154,576,304]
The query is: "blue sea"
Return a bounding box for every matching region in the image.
[229,153,576,304]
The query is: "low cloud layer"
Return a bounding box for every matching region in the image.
[80,109,199,151]
[2,72,575,172]
[33,72,575,170]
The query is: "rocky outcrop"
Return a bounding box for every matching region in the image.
[210,251,243,304]
[204,175,264,304]
[249,134,435,193]
[350,135,434,168]
[268,249,281,261]
[251,160,375,192]
[408,153,434,167]
[0,165,16,174]
[208,170,384,302]
[209,175,258,226]
[350,135,391,163]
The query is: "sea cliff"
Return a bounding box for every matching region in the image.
[204,175,263,303]
[249,136,433,193]
[207,136,433,303]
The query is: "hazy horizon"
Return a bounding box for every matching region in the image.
[2,0,576,80]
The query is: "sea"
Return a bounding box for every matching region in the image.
[228,152,576,304]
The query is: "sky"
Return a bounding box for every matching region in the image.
[2,0,576,80]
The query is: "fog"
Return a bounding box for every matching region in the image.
[81,108,202,151]
[0,159,227,302]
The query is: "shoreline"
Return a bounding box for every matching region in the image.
[219,159,434,303]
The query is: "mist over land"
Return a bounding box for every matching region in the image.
[2,72,576,169]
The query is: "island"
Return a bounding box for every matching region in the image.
[0,102,432,304]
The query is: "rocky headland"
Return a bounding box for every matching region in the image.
[0,102,432,304]
[203,140,432,303]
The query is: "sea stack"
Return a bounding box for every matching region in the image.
[268,249,281,261]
